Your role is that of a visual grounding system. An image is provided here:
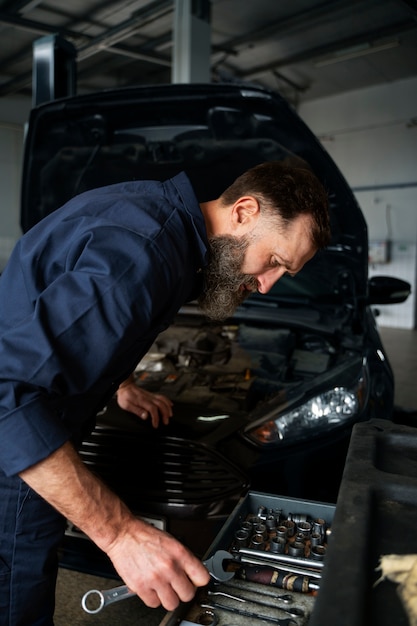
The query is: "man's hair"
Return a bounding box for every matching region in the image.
[219,161,331,249]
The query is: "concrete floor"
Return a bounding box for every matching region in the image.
[54,325,417,625]
[55,569,165,625]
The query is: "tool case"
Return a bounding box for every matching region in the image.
[159,491,335,626]
[159,418,417,626]
[309,417,417,626]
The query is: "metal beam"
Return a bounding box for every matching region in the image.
[232,19,417,80]
[77,0,172,59]
[0,10,86,39]
[216,0,354,50]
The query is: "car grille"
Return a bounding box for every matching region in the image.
[78,424,248,519]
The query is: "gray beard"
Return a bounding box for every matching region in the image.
[198,234,259,321]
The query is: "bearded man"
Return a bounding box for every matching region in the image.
[0,161,330,624]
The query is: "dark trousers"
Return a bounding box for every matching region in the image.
[0,473,66,625]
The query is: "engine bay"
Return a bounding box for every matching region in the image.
[133,321,340,415]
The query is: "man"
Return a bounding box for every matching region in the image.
[0,161,330,624]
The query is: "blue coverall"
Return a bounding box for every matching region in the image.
[0,172,207,625]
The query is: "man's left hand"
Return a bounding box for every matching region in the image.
[116,377,173,428]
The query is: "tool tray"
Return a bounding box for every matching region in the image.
[160,492,335,626]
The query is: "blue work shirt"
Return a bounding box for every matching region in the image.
[0,172,208,477]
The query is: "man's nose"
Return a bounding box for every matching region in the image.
[256,268,286,294]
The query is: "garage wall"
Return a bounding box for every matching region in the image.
[299,76,417,329]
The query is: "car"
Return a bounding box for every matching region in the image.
[20,82,410,574]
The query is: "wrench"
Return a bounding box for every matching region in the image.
[201,601,297,625]
[81,550,235,614]
[207,590,304,618]
[203,550,235,582]
[214,580,294,604]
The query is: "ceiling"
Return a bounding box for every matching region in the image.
[0,0,416,107]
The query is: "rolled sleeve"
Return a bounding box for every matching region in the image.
[0,396,70,476]
[0,239,153,476]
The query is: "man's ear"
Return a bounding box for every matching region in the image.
[231,196,260,233]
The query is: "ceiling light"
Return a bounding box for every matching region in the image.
[315,39,399,67]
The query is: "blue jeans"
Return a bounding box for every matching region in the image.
[0,473,66,625]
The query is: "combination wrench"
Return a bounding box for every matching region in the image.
[207,590,304,618]
[201,601,297,625]
[81,549,235,614]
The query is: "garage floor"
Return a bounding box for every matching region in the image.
[54,326,417,626]
[379,326,417,410]
[55,569,166,625]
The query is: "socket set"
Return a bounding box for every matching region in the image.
[160,491,335,626]
[229,504,330,582]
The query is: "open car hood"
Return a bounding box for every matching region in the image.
[21,83,368,300]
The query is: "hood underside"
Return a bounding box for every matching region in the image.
[21,83,369,298]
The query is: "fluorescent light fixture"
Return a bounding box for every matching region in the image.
[315,39,399,67]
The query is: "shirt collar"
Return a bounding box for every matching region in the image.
[170,171,209,267]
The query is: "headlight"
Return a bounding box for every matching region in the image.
[246,384,364,446]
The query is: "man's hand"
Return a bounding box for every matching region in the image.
[116,375,173,427]
[20,442,210,611]
[106,519,210,610]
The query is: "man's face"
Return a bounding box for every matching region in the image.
[197,233,257,321]
[198,213,317,321]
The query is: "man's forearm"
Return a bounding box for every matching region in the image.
[19,441,137,553]
[19,440,210,610]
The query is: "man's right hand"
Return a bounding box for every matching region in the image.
[105,518,210,610]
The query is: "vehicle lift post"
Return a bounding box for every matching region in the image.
[32,34,77,107]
